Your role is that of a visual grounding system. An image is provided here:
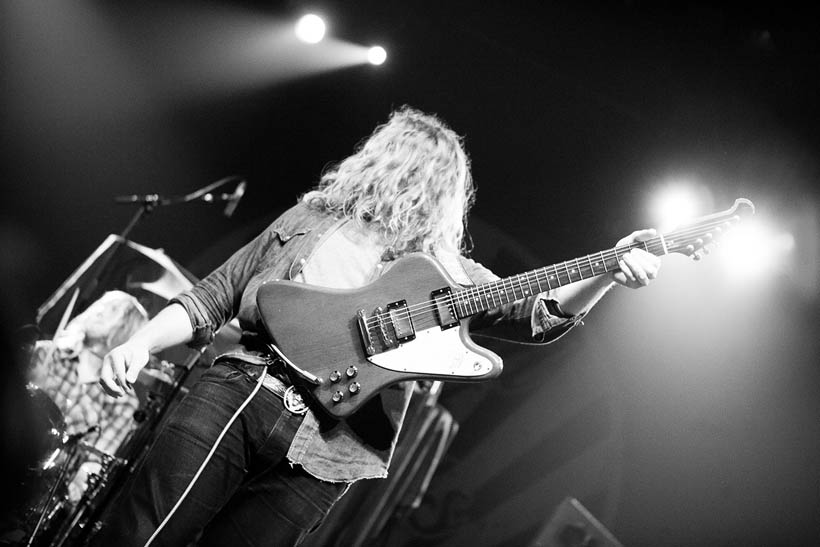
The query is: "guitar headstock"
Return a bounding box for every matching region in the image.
[662,198,755,260]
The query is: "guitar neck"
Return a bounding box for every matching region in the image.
[451,238,667,319]
[450,197,757,319]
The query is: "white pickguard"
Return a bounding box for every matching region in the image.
[367,325,494,377]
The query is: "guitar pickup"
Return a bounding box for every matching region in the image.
[386,300,415,343]
[431,287,459,329]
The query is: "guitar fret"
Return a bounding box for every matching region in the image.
[480,285,491,309]
[483,283,493,308]
[550,265,561,287]
[539,268,549,290]
[493,280,503,305]
[471,286,481,312]
[522,272,532,297]
[469,287,479,311]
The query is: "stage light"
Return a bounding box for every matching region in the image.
[367,46,387,65]
[717,218,793,283]
[295,14,326,44]
[650,184,702,233]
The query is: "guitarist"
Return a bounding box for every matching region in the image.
[96,106,660,546]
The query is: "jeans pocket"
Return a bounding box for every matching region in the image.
[201,362,245,382]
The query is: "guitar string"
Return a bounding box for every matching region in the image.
[362,216,735,334]
[362,216,735,336]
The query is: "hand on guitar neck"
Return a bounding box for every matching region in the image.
[551,228,662,316]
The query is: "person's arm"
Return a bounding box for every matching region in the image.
[467,228,661,343]
[99,303,192,397]
[99,223,281,398]
[551,228,661,315]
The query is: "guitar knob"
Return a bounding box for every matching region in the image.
[346,366,358,378]
[348,382,360,395]
[329,370,341,383]
[331,390,344,403]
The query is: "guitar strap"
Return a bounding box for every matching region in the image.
[287,216,350,281]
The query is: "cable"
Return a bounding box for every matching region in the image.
[144,367,267,547]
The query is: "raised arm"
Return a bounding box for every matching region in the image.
[466,228,662,344]
[552,228,661,315]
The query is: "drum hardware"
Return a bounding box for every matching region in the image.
[47,447,126,547]
[24,425,102,547]
[24,443,79,547]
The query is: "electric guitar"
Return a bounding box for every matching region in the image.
[257,198,755,418]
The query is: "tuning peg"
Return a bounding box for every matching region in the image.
[686,244,695,255]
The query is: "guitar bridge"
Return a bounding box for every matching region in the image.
[357,309,376,355]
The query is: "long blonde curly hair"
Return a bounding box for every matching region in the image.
[301,106,475,257]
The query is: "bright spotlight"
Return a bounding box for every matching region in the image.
[367,46,387,65]
[650,185,702,233]
[295,14,326,44]
[718,218,794,283]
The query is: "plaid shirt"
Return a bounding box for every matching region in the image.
[32,342,139,456]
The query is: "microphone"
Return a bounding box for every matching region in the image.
[223,180,246,218]
[114,193,162,204]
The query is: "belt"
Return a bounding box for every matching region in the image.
[215,355,309,415]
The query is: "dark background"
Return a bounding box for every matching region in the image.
[3,1,819,545]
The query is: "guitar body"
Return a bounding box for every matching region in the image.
[257,253,503,419]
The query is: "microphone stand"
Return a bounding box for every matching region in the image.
[115,175,245,240]
[117,194,159,240]
[52,176,245,328]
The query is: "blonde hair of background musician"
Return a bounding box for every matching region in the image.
[301,106,476,258]
[53,291,149,361]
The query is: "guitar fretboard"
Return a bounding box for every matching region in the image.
[451,239,665,318]
[445,198,751,319]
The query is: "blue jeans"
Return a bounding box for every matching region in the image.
[94,361,349,546]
